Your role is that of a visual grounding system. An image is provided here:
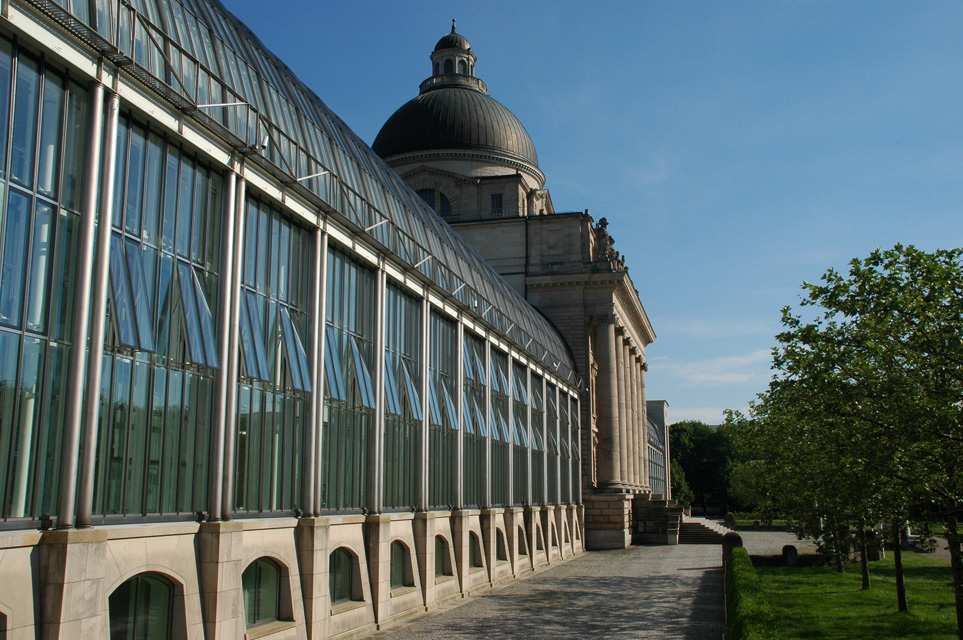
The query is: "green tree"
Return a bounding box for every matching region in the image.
[740,245,963,633]
[669,420,732,514]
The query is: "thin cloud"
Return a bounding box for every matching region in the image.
[652,349,771,388]
[668,406,741,426]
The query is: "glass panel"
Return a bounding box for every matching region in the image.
[62,82,87,212]
[108,234,138,348]
[350,336,375,409]
[238,294,260,380]
[0,39,13,179]
[9,56,39,188]
[176,261,205,366]
[0,189,31,328]
[401,361,422,422]
[125,239,155,351]
[278,306,305,391]
[25,200,54,333]
[143,133,163,246]
[125,125,147,236]
[175,158,193,258]
[323,325,345,401]
[383,352,400,416]
[245,291,268,379]
[111,118,128,229]
[191,267,218,368]
[37,74,63,199]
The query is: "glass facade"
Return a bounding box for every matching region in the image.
[321,247,375,511]
[530,374,545,506]
[427,311,457,508]
[383,284,421,509]
[0,0,582,531]
[511,361,529,507]
[94,112,221,519]
[462,333,486,508]
[234,196,311,514]
[490,348,510,507]
[0,38,86,521]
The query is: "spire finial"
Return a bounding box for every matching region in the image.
[451,18,456,33]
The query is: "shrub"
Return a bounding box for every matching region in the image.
[726,547,777,640]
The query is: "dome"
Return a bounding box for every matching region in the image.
[434,31,471,53]
[434,20,471,52]
[373,87,538,167]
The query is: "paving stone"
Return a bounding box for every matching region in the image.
[372,544,725,640]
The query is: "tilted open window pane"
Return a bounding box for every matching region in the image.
[384,351,402,416]
[350,335,376,409]
[245,291,269,380]
[125,238,155,352]
[401,360,422,422]
[108,233,139,348]
[323,325,346,401]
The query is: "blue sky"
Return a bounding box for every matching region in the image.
[228,1,963,425]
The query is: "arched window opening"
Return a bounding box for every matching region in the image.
[551,527,558,548]
[435,535,453,576]
[496,529,508,562]
[518,526,528,556]
[444,59,454,74]
[536,526,544,551]
[242,558,281,626]
[469,532,484,568]
[390,541,415,589]
[458,59,467,75]
[433,62,439,75]
[329,547,363,604]
[417,189,452,217]
[109,573,174,640]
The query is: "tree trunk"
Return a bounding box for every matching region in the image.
[831,516,844,573]
[859,524,871,590]
[945,517,963,640]
[893,520,908,612]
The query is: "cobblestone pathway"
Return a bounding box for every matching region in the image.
[373,544,725,640]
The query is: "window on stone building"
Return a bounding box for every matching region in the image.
[329,547,363,604]
[435,535,453,576]
[458,60,467,74]
[444,59,453,74]
[496,530,508,562]
[469,532,484,569]
[416,189,452,217]
[108,573,174,640]
[490,193,503,215]
[242,557,281,626]
[390,541,415,589]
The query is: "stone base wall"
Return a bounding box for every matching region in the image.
[0,506,583,639]
[583,493,633,550]
[633,495,683,545]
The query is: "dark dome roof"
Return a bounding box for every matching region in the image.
[373,87,539,167]
[434,31,471,52]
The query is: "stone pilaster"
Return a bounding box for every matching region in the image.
[197,521,245,640]
[40,529,108,639]
[295,518,330,640]
[615,331,628,486]
[595,323,621,489]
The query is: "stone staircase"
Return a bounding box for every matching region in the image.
[678,517,733,545]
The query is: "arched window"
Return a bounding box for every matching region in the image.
[109,573,174,640]
[518,526,528,556]
[469,532,484,568]
[242,558,281,626]
[458,59,467,75]
[390,541,414,589]
[496,529,508,561]
[444,59,454,74]
[433,62,439,75]
[329,547,363,604]
[435,535,453,576]
[417,189,452,217]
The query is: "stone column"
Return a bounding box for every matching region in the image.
[628,349,639,489]
[640,358,650,491]
[615,331,628,486]
[595,323,621,489]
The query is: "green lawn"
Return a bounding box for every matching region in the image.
[757,551,958,639]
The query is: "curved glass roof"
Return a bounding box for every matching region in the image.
[27,0,578,384]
